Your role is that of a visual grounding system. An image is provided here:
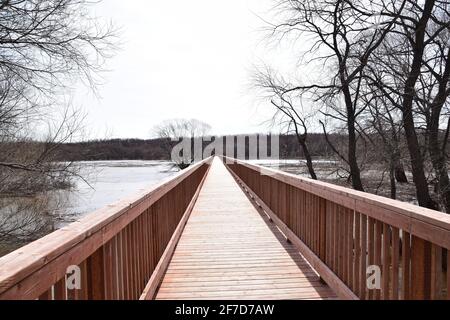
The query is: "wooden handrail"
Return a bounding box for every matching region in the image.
[222,156,450,300]
[0,157,213,300]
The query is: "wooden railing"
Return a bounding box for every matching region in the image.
[223,157,450,300]
[0,157,212,300]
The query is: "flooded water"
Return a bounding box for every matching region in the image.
[0,160,178,257]
[247,158,339,178]
[58,160,178,221]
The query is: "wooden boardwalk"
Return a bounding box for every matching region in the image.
[155,158,336,300]
[3,156,449,300]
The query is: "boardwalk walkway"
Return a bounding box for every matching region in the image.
[155,158,336,300]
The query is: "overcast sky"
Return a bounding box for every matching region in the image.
[73,0,289,140]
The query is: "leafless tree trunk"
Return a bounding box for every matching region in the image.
[399,0,438,209]
[420,7,450,212]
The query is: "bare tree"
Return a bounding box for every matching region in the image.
[0,106,88,245]
[361,93,408,199]
[0,0,117,248]
[420,5,450,212]
[396,0,439,210]
[153,118,212,169]
[364,0,450,210]
[260,0,450,213]
[0,0,116,96]
[253,66,318,179]
[264,0,407,191]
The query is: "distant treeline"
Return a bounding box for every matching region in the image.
[56,134,339,162]
[58,138,169,161]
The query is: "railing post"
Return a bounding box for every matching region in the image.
[411,236,431,300]
[319,198,327,262]
[318,197,327,285]
[87,247,106,300]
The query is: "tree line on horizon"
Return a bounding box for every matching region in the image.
[53,133,336,162]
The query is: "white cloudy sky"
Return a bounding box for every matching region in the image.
[74,0,295,139]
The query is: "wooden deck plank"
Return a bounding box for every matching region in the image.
[154,158,337,300]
